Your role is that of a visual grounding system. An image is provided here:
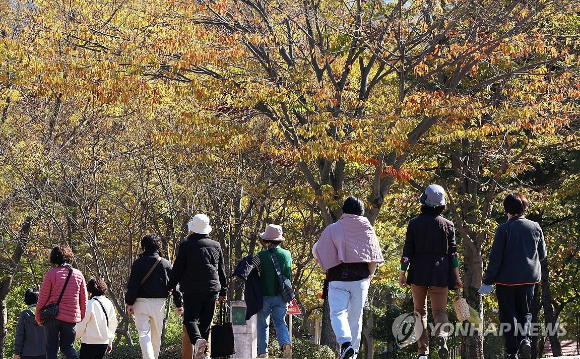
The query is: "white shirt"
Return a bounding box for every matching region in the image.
[75,295,118,345]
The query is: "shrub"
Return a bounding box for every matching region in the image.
[105,345,141,359]
[106,343,181,359]
[268,337,335,359]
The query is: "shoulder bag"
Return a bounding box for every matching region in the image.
[39,267,73,324]
[268,248,295,303]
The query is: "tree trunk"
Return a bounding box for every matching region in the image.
[321,299,339,354]
[541,259,562,357]
[0,216,32,359]
[531,284,541,358]
[362,311,374,359]
[461,284,484,358]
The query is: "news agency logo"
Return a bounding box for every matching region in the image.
[391,312,568,343]
[392,312,417,346]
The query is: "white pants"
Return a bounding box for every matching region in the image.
[133,298,166,359]
[328,278,370,352]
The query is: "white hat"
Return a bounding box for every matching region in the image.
[419,184,447,207]
[187,214,212,234]
[260,224,284,241]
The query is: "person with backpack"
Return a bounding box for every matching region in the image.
[125,234,180,359]
[14,289,46,359]
[76,277,118,359]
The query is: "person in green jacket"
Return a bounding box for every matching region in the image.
[253,224,292,359]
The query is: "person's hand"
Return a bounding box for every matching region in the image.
[14,354,20,359]
[219,295,227,302]
[126,305,134,315]
[106,345,112,354]
[478,284,494,295]
[398,271,407,288]
[176,307,184,316]
[454,276,463,289]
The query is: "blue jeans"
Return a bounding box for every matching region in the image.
[257,295,291,355]
[328,278,370,352]
[44,319,78,359]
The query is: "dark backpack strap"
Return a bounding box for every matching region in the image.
[93,297,109,326]
[57,268,73,305]
[140,257,162,285]
[268,248,283,282]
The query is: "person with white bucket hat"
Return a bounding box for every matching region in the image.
[168,214,228,359]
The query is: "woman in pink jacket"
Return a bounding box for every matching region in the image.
[313,196,384,359]
[36,245,88,359]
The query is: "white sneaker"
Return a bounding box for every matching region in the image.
[194,339,207,359]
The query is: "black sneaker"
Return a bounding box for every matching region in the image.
[506,354,517,359]
[340,345,355,359]
[436,336,448,359]
[519,339,531,359]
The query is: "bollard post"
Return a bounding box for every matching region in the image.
[230,300,257,358]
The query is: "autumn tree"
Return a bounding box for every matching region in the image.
[160,0,580,356]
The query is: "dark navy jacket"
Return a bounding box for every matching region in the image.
[483,216,546,285]
[14,306,46,356]
[233,255,263,320]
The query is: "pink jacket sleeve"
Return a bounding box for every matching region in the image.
[79,273,87,320]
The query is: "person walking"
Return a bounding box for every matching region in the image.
[125,234,179,359]
[76,277,118,359]
[313,196,384,359]
[252,224,293,359]
[398,184,462,359]
[167,214,227,359]
[14,289,46,359]
[36,245,88,359]
[479,193,547,359]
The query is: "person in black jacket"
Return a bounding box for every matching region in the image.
[125,235,180,359]
[168,214,227,359]
[479,193,547,359]
[398,184,462,359]
[14,289,46,359]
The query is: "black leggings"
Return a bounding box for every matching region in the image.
[79,343,108,359]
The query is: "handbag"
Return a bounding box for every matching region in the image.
[39,267,73,323]
[268,248,295,303]
[210,301,235,357]
[452,291,470,322]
